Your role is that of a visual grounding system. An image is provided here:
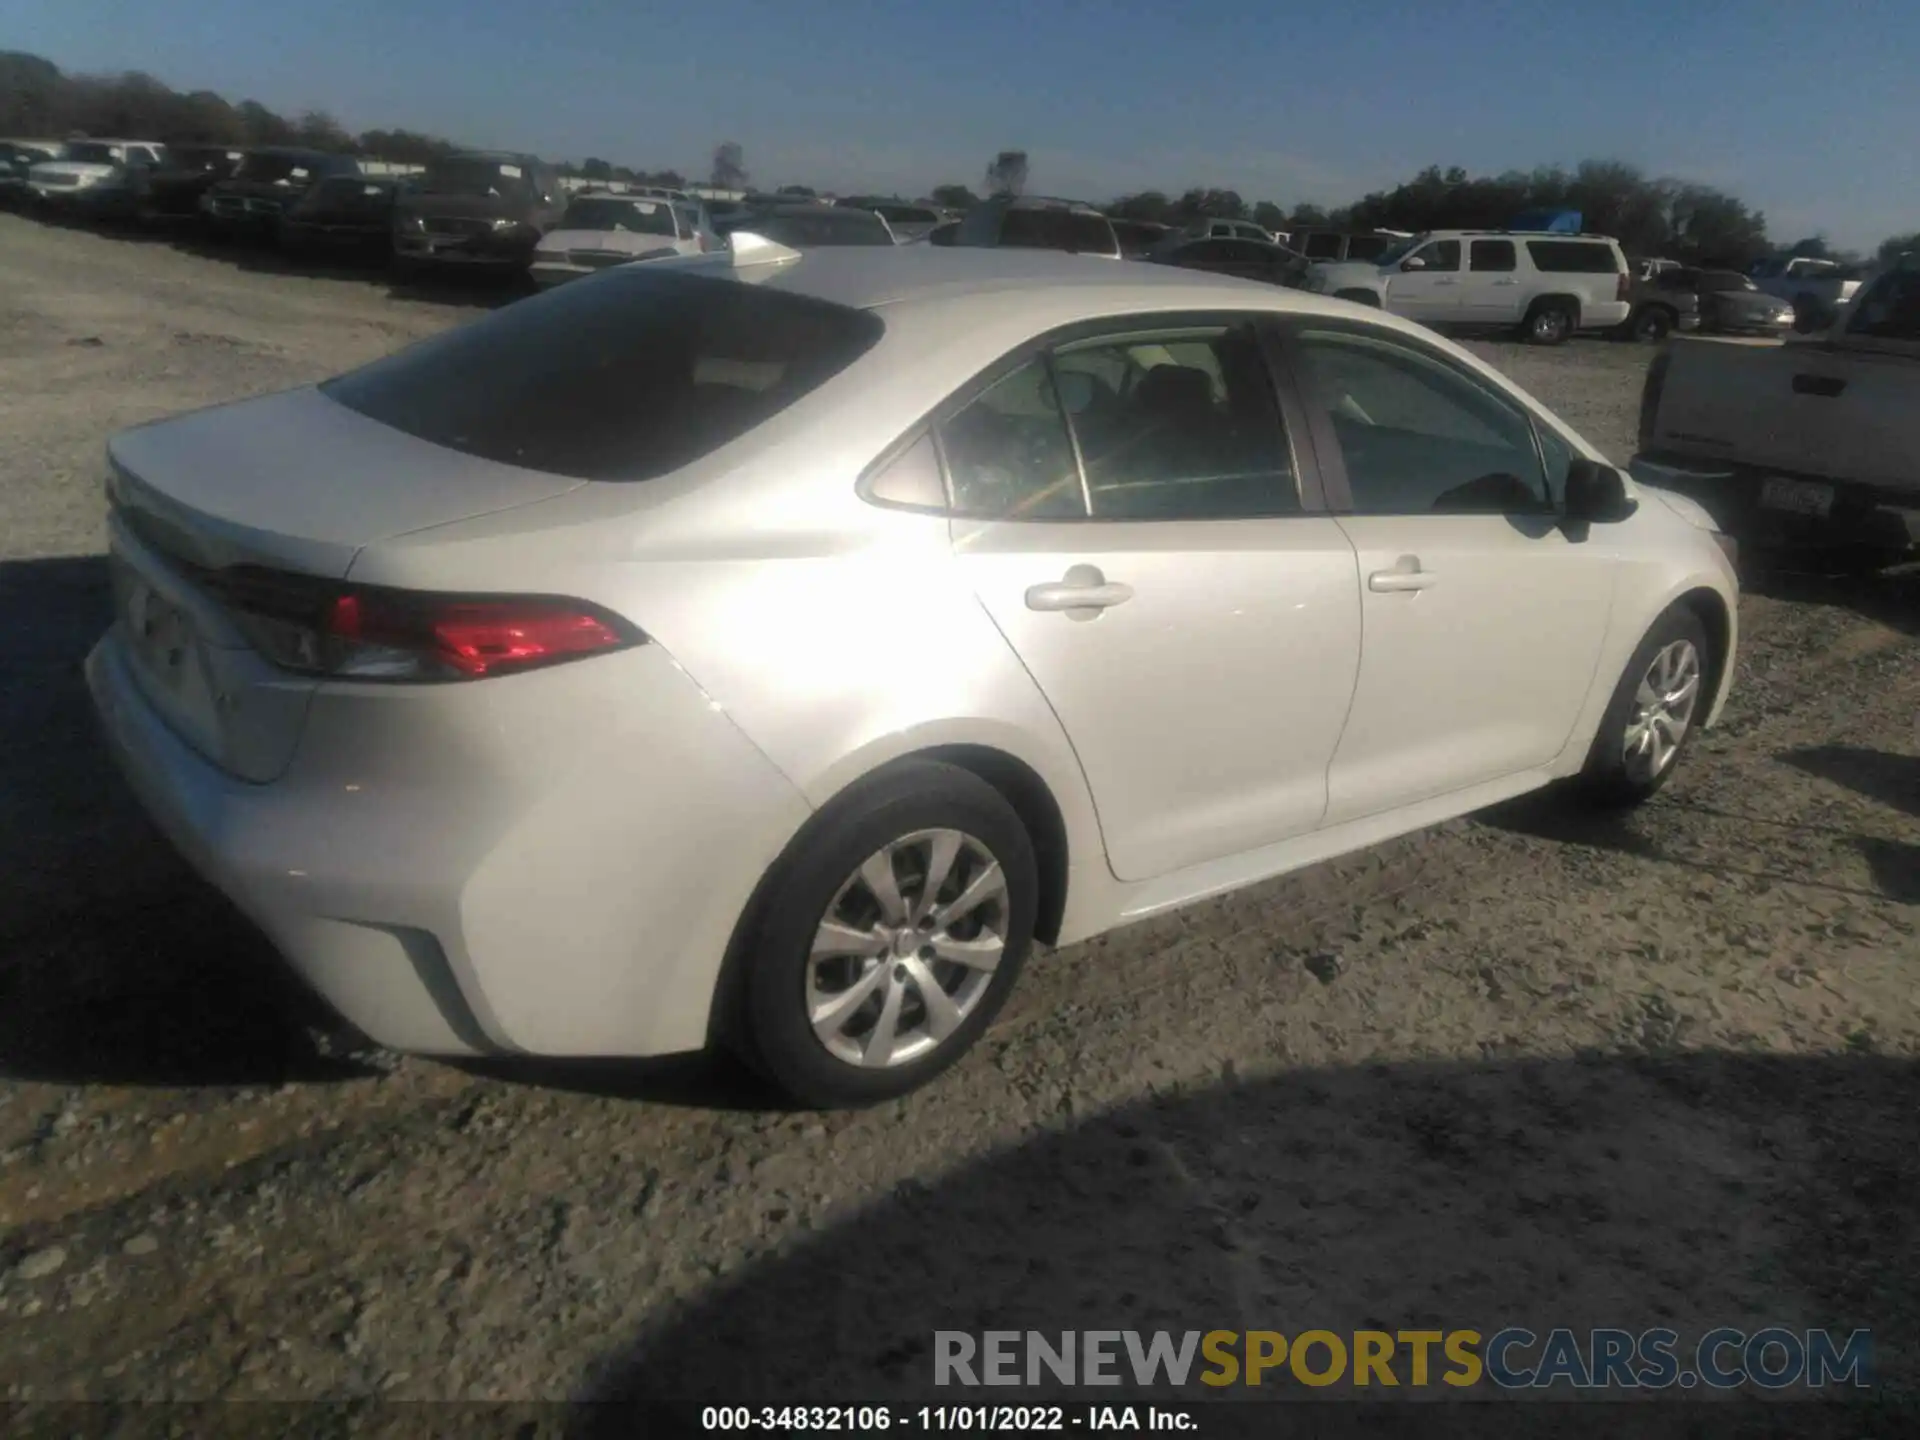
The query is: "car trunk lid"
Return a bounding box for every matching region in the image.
[104,385,583,780]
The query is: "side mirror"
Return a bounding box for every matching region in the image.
[1400,255,1427,272]
[1563,458,1637,525]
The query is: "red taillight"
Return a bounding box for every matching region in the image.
[1617,270,1632,302]
[207,567,642,682]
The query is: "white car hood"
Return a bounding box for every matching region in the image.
[31,162,117,183]
[538,229,681,257]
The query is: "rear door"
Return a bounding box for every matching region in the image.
[1280,318,1616,824]
[945,315,1363,882]
[1460,239,1524,323]
[1386,239,1463,325]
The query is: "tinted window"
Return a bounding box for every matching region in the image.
[747,210,892,246]
[562,197,675,235]
[1290,328,1550,515]
[1411,240,1460,272]
[1844,270,1920,342]
[1534,424,1578,507]
[1700,271,1755,292]
[1526,240,1621,274]
[322,271,884,482]
[65,143,119,165]
[938,358,1085,520]
[998,208,1116,255]
[236,152,321,183]
[1345,235,1393,262]
[419,157,533,197]
[1053,325,1297,520]
[1301,232,1341,259]
[1470,240,1517,272]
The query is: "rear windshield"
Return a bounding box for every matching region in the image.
[64,143,120,165]
[236,152,320,183]
[1526,240,1621,274]
[1345,235,1393,262]
[743,210,893,246]
[562,197,676,234]
[998,208,1116,255]
[1844,271,1920,342]
[321,271,885,481]
[419,157,532,197]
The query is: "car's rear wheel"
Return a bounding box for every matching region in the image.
[1577,607,1711,807]
[1630,305,1675,342]
[736,761,1037,1108]
[1524,299,1577,345]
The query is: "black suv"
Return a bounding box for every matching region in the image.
[391,151,566,275]
[136,145,245,222]
[203,148,363,238]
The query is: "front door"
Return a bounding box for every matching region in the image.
[1281,320,1616,825]
[1385,239,1463,325]
[942,321,1363,882]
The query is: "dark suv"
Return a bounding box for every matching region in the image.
[136,144,245,222]
[954,197,1122,259]
[391,151,566,275]
[203,148,362,238]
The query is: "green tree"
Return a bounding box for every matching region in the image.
[930,183,978,209]
[1784,235,1834,260]
[711,140,747,189]
[1251,200,1286,232]
[580,157,613,180]
[1288,203,1329,228]
[984,149,1029,197]
[1877,232,1920,266]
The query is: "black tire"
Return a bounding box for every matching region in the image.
[735,760,1038,1108]
[1523,299,1577,345]
[1334,288,1382,307]
[1576,605,1712,808]
[1630,305,1675,342]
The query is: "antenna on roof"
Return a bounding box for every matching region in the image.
[726,231,804,268]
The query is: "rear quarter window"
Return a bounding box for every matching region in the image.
[1526,240,1622,274]
[320,271,885,481]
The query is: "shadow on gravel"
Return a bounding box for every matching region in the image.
[1743,562,1920,640]
[1475,790,1897,904]
[0,555,375,1087]
[1777,746,1920,904]
[455,1051,782,1112]
[575,1052,1919,1421]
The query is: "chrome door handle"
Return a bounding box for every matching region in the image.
[1025,564,1134,618]
[1368,558,1438,593]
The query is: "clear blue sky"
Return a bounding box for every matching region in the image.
[5,0,1915,249]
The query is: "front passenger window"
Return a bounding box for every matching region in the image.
[1290,328,1552,515]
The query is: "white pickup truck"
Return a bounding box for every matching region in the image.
[1749,256,1866,330]
[1630,258,1920,564]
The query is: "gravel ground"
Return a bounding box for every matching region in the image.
[0,212,1916,1416]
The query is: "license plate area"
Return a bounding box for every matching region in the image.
[110,554,226,762]
[1759,476,1835,518]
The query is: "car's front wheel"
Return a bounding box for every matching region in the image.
[736,761,1038,1108]
[1578,606,1712,807]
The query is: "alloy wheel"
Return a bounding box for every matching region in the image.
[1622,639,1702,783]
[806,829,1008,1069]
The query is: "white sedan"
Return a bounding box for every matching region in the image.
[87,244,1738,1106]
[529,193,714,287]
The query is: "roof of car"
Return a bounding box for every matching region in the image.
[720,245,1362,318]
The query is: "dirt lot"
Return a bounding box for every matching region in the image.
[0,211,1916,1414]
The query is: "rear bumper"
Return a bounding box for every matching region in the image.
[86,629,813,1059]
[1629,453,1920,552]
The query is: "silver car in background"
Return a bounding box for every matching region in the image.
[531,193,717,287]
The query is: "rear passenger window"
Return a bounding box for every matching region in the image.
[1290,328,1551,515]
[1471,240,1517,272]
[1526,240,1620,274]
[1051,325,1297,520]
[939,358,1087,520]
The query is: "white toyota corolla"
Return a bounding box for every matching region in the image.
[87,240,1738,1106]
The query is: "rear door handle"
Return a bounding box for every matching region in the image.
[1025,564,1134,618]
[1368,557,1438,593]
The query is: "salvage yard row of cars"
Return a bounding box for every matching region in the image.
[13,127,1913,1106]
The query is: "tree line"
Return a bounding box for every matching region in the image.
[5,53,1911,266]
